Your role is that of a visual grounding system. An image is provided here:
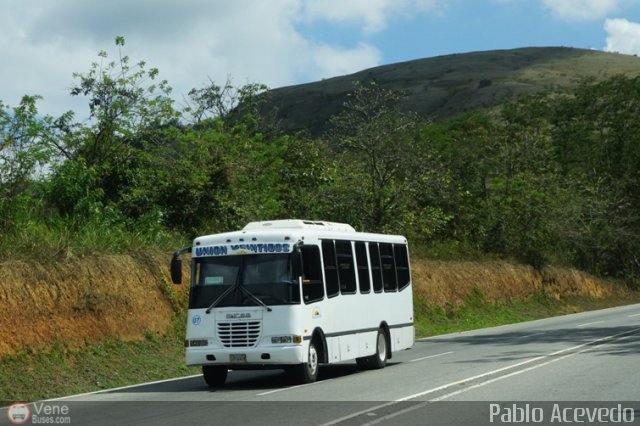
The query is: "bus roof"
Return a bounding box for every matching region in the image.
[192,220,407,250]
[243,220,355,233]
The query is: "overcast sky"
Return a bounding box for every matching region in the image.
[2,0,640,119]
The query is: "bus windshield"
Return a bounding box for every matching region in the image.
[189,254,301,309]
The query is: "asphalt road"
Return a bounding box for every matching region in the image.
[4,303,640,425]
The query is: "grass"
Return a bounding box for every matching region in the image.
[0,331,198,405]
[413,290,640,338]
[0,215,187,261]
[3,291,640,404]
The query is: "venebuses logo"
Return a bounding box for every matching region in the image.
[7,402,30,424]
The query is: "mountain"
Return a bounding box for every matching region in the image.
[262,47,640,136]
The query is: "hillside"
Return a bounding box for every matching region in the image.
[262,46,640,135]
[0,253,633,356]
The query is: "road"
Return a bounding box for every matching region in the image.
[4,303,640,425]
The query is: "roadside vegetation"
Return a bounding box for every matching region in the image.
[3,37,639,287]
[2,38,640,402]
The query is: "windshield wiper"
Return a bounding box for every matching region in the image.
[205,284,237,314]
[206,270,241,314]
[239,286,272,312]
[204,266,273,313]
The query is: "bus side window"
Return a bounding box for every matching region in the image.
[355,241,370,293]
[380,243,397,292]
[394,244,411,291]
[335,240,356,294]
[301,245,324,303]
[322,240,340,298]
[369,242,383,293]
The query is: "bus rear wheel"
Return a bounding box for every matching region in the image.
[295,340,319,384]
[357,328,387,370]
[202,365,228,387]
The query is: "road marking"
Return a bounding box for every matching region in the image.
[430,350,580,401]
[408,351,454,362]
[516,333,541,339]
[4,374,203,407]
[360,401,430,426]
[629,313,640,318]
[320,327,640,425]
[576,321,605,328]
[256,381,318,396]
[398,326,640,402]
[319,401,402,426]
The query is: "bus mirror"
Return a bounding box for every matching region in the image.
[170,256,182,284]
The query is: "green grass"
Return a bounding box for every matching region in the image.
[0,332,199,405]
[414,290,640,338]
[0,215,187,260]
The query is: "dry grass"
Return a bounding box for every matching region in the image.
[0,253,631,357]
[0,253,188,355]
[411,259,620,310]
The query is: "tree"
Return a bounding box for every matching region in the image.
[551,75,640,286]
[185,78,275,135]
[325,81,449,236]
[0,96,57,231]
[68,36,178,164]
[44,36,181,224]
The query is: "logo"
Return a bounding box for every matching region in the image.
[7,403,30,424]
[192,315,202,326]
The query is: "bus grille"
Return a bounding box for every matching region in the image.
[217,321,261,347]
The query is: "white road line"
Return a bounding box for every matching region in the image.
[256,381,318,396]
[629,313,640,318]
[320,327,640,426]
[318,401,401,426]
[263,351,455,398]
[408,351,454,362]
[431,327,640,401]
[430,350,579,401]
[516,333,540,339]
[0,374,204,407]
[576,321,605,328]
[397,326,640,402]
[361,401,430,426]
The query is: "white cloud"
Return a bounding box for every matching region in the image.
[541,0,621,21]
[1,0,417,118]
[604,18,640,55]
[309,43,382,78]
[301,0,441,34]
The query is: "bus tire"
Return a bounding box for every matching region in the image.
[356,356,371,369]
[202,365,228,387]
[295,340,319,384]
[356,328,388,370]
[370,327,388,369]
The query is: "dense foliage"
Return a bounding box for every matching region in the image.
[1,39,639,288]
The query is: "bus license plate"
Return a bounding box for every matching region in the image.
[230,354,247,363]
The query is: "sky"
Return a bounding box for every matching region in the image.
[2,0,640,119]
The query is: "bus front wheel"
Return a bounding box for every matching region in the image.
[203,365,228,387]
[295,340,319,383]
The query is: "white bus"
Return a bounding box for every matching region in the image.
[170,219,414,386]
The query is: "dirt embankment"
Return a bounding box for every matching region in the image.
[0,253,630,356]
[0,253,188,356]
[411,260,619,309]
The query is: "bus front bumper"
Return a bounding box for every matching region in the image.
[186,345,306,367]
